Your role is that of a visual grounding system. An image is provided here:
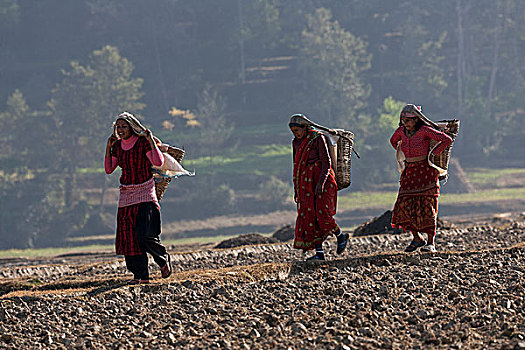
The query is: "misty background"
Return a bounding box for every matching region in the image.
[1,0,524,249]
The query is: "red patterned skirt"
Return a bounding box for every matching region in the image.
[391,160,440,236]
[116,204,142,256]
[294,161,340,251]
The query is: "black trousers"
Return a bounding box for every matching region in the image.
[125,202,169,280]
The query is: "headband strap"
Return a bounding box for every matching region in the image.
[289,122,306,128]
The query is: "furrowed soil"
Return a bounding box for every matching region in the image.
[0,214,524,349]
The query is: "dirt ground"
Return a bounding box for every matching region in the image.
[0,212,524,349]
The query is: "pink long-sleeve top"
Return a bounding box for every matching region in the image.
[104,135,164,174]
[390,125,453,158]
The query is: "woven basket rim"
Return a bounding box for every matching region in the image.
[154,144,185,200]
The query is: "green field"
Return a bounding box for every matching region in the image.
[6,156,525,258]
[0,235,246,258]
[3,185,524,258]
[182,144,292,176]
[79,143,292,177]
[465,168,525,186]
[338,186,525,211]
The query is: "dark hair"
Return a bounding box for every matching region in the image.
[399,116,424,130]
[399,104,426,130]
[413,118,424,130]
[289,122,308,128]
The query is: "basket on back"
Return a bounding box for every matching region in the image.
[289,114,358,191]
[428,119,460,180]
[153,146,185,201]
[324,130,355,190]
[314,126,357,191]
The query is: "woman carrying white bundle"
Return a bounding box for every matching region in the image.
[104,112,172,284]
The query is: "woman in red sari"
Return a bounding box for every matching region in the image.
[289,114,348,260]
[390,105,453,252]
[105,112,172,284]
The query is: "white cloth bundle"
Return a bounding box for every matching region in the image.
[152,152,194,178]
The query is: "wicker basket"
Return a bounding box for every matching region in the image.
[334,131,354,190]
[154,146,185,201]
[293,116,358,191]
[323,130,355,191]
[429,119,460,180]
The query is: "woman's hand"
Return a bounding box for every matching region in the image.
[144,129,160,149]
[106,135,117,157]
[144,129,153,142]
[106,135,117,148]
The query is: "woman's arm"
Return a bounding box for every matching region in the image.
[144,129,164,167]
[105,135,118,174]
[104,156,118,174]
[292,140,298,202]
[146,148,164,167]
[424,127,453,155]
[316,135,332,194]
[390,127,403,149]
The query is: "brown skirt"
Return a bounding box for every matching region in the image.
[391,160,439,235]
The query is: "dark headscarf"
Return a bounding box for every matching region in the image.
[398,104,439,129]
[289,114,314,128]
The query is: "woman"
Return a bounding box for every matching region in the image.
[105,112,172,284]
[289,114,349,260]
[390,105,453,252]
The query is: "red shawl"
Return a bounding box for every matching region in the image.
[293,130,339,251]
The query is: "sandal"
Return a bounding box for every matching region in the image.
[404,239,426,252]
[161,254,172,278]
[420,244,437,252]
[336,233,349,255]
[127,279,150,285]
[306,253,325,261]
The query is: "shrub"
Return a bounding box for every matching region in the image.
[257,176,293,210]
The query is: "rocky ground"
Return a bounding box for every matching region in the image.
[0,213,524,349]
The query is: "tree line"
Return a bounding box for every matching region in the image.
[1,0,524,248]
